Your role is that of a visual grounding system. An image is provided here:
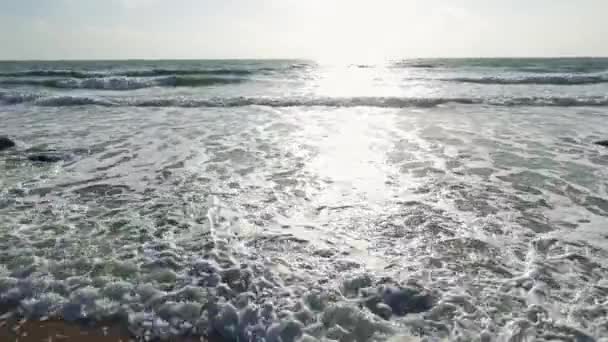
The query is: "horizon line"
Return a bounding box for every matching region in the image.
[1,56,608,63]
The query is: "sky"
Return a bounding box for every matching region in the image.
[0,0,607,60]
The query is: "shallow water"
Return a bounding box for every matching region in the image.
[0,59,608,341]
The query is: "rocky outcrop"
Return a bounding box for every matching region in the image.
[27,154,65,163]
[595,140,608,147]
[0,136,15,150]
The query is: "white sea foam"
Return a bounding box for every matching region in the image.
[3,91,608,108]
[0,76,245,90]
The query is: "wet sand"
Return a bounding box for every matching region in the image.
[0,318,211,342]
[0,317,133,342]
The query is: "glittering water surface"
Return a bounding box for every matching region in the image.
[0,59,608,341]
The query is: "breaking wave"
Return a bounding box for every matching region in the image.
[0,76,245,90]
[3,92,608,108]
[120,68,256,77]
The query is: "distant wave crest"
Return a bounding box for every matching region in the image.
[0,70,98,78]
[120,68,255,77]
[0,68,261,78]
[9,74,607,89]
[0,76,245,90]
[447,75,608,85]
[2,92,608,108]
[390,59,608,73]
[34,95,115,107]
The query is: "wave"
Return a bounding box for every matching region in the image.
[390,58,608,73]
[119,68,255,77]
[0,76,245,90]
[0,67,272,79]
[7,74,607,89]
[34,96,115,107]
[392,62,438,69]
[0,70,101,78]
[447,75,608,85]
[171,76,244,87]
[130,97,484,108]
[116,96,608,108]
[0,91,42,104]
[3,92,608,108]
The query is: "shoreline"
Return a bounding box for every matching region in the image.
[0,316,217,342]
[0,317,132,342]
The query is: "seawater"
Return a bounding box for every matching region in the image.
[0,59,607,341]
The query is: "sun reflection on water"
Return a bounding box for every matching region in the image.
[300,62,441,98]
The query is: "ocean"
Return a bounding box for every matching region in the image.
[0,59,607,341]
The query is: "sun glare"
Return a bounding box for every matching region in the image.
[290,0,410,63]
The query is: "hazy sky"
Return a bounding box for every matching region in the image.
[1,0,607,60]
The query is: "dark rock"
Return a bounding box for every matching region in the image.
[381,285,434,316]
[27,154,64,163]
[363,285,434,318]
[25,145,55,153]
[0,136,15,150]
[595,140,608,147]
